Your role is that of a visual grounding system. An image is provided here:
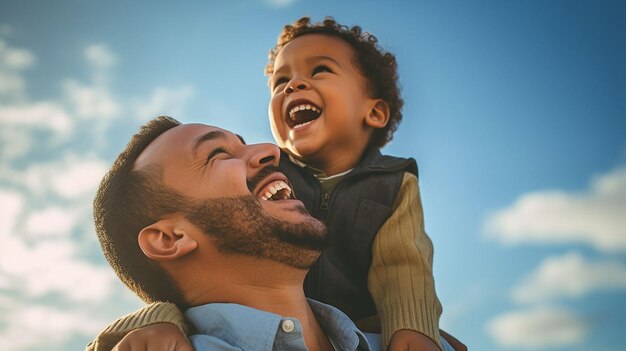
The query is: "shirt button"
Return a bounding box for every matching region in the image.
[281,319,295,333]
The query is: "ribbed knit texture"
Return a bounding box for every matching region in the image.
[85,302,186,351]
[368,173,443,350]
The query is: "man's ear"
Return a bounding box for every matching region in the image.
[138,217,198,262]
[365,99,390,129]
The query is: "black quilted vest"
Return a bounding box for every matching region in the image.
[279,147,418,320]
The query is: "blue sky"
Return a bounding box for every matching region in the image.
[0,1,624,350]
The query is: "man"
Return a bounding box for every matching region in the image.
[91,116,374,351]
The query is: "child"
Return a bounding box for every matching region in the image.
[87,17,463,351]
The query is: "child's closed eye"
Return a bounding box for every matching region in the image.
[272,76,289,91]
[312,64,333,76]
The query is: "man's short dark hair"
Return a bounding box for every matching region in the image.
[265,16,403,148]
[93,116,191,309]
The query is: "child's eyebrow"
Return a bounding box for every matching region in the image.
[307,55,341,67]
[272,55,342,76]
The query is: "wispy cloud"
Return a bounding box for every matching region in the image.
[0,101,73,137]
[0,304,106,351]
[1,154,108,199]
[132,85,195,121]
[484,167,626,252]
[0,38,35,100]
[0,31,197,350]
[512,252,626,304]
[264,0,299,8]
[486,305,587,349]
[85,44,117,69]
[63,80,120,119]
[0,187,115,302]
[24,206,81,238]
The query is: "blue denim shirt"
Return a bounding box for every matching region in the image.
[185,298,375,351]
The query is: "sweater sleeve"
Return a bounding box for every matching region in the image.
[85,302,188,351]
[368,172,443,350]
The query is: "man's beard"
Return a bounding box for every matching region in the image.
[184,194,328,269]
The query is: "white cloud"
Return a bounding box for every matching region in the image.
[0,39,35,99]
[63,79,120,119]
[264,0,298,7]
[0,101,73,137]
[0,39,35,70]
[132,85,195,120]
[85,44,117,89]
[0,127,34,160]
[1,46,35,69]
[85,43,116,69]
[0,189,24,239]
[1,239,116,301]
[0,305,105,351]
[0,190,24,290]
[0,189,115,303]
[512,252,626,304]
[24,206,80,238]
[0,70,26,97]
[486,305,587,349]
[484,167,626,252]
[50,158,109,199]
[1,154,108,200]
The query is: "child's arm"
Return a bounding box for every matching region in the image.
[85,302,189,351]
[110,323,192,351]
[368,172,443,350]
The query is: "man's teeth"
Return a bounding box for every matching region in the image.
[260,180,292,201]
[289,103,321,119]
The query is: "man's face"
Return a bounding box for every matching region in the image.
[134,124,327,268]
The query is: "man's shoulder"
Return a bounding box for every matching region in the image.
[307,299,376,351]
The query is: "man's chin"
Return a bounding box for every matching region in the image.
[274,247,322,270]
[274,216,328,251]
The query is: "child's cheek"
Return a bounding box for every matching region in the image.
[268,107,288,146]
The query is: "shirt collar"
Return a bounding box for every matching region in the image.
[185,298,371,351]
[287,154,353,181]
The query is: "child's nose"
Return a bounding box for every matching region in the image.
[284,78,309,94]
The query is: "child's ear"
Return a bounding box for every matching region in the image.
[138,216,198,262]
[365,99,390,129]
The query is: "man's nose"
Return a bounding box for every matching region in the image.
[248,143,280,168]
[284,77,309,95]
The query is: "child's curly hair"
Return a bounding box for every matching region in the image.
[265,16,403,148]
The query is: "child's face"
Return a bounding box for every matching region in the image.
[268,34,379,166]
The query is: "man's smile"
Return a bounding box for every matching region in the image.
[248,166,296,202]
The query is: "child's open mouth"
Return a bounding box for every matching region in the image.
[287,102,322,129]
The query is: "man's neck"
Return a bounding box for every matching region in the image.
[183,259,333,351]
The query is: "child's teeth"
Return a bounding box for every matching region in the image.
[294,120,313,129]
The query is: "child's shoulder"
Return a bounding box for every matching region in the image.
[359,148,417,177]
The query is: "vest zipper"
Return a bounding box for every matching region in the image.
[320,192,330,211]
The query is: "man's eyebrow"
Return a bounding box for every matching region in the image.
[192,130,227,156]
[236,134,246,145]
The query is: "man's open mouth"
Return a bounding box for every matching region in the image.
[258,179,293,201]
[286,101,322,129]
